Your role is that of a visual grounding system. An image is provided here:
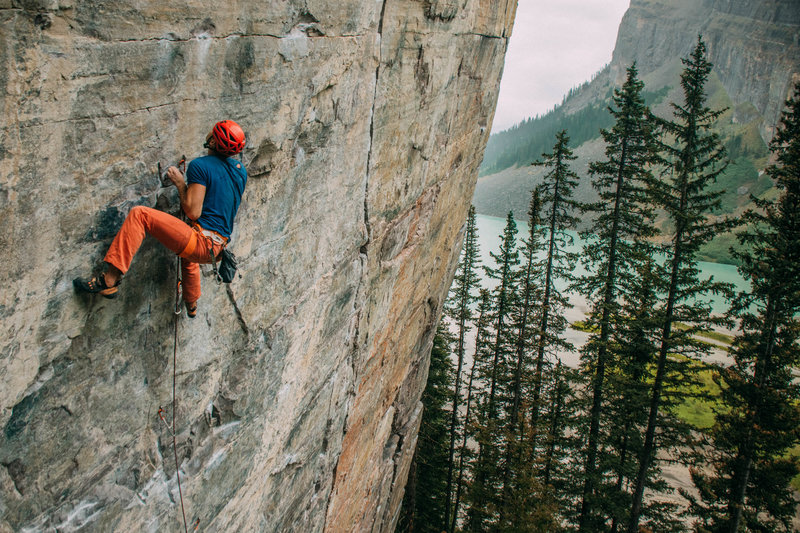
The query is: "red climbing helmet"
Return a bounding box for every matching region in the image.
[211,120,246,155]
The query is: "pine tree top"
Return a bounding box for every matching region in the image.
[732,81,800,315]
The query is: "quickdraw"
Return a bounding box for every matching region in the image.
[157,406,175,437]
[174,281,182,316]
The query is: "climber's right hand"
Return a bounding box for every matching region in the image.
[166,166,185,188]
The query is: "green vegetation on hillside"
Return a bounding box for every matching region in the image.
[480,85,669,176]
[477,57,774,267]
[480,101,612,176]
[671,361,724,430]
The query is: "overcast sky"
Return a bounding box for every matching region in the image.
[492,0,631,133]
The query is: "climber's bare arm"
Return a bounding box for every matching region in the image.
[166,166,206,221]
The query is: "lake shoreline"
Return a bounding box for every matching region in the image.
[474,213,740,365]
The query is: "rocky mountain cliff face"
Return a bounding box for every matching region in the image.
[0,1,515,531]
[609,0,799,141]
[475,0,798,233]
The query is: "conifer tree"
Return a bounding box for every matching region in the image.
[466,214,519,531]
[626,37,735,533]
[498,187,544,522]
[485,212,520,420]
[465,371,502,532]
[496,425,559,533]
[509,188,543,452]
[541,360,581,502]
[444,206,482,528]
[451,290,491,533]
[575,63,662,531]
[606,255,663,532]
[528,130,580,450]
[399,323,454,532]
[686,82,800,532]
[497,187,564,530]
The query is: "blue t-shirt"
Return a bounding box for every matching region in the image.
[186,155,247,239]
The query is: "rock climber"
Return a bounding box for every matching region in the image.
[74,120,248,318]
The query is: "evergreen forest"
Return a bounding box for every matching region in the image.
[476,53,772,267]
[398,39,800,533]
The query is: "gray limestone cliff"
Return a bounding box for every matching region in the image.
[0,1,516,531]
[608,0,799,140]
[474,0,798,232]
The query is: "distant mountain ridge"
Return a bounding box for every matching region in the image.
[475,0,800,262]
[611,0,799,139]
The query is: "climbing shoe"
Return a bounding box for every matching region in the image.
[185,301,198,318]
[73,274,120,299]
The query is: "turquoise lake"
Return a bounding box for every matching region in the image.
[475,214,748,317]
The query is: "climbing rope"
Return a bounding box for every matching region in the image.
[171,248,189,533]
[173,157,190,533]
[157,158,191,533]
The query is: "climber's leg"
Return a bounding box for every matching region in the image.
[181,258,201,306]
[103,206,194,277]
[75,206,193,296]
[177,231,224,306]
[76,205,223,304]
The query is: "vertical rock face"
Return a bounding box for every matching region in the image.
[0,1,515,531]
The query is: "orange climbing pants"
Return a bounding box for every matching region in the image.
[104,206,226,304]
